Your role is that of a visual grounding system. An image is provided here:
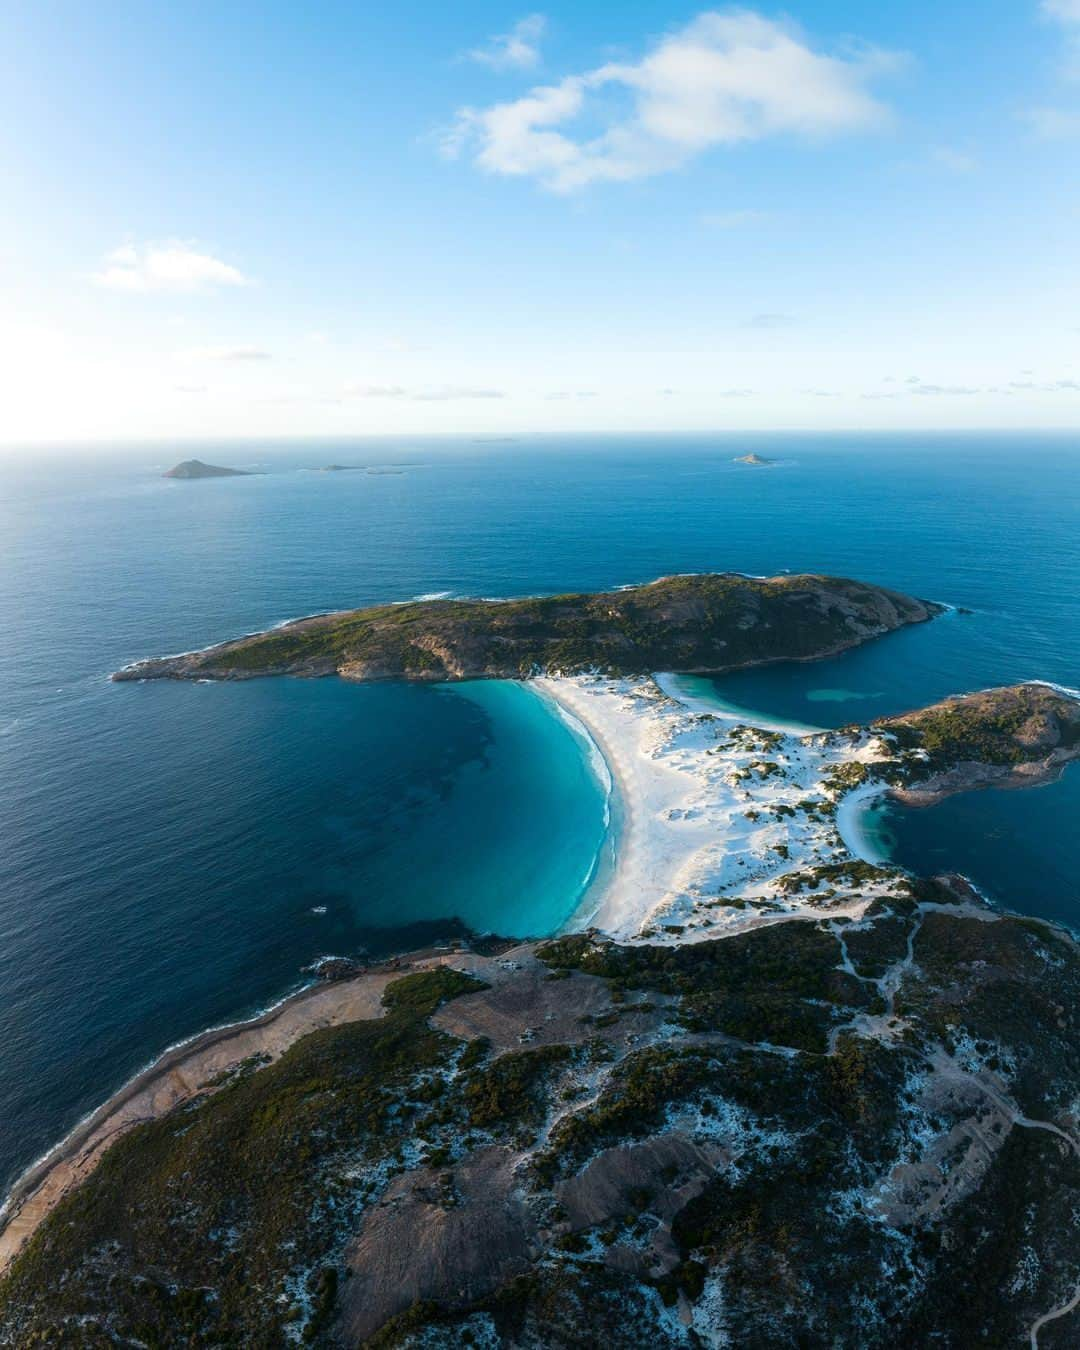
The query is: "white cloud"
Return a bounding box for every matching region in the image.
[184,345,271,362]
[908,382,982,396]
[343,383,505,401]
[93,241,250,293]
[469,14,546,70]
[447,10,897,191]
[1043,0,1080,22]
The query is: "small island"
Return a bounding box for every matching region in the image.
[732,452,776,467]
[163,459,249,480]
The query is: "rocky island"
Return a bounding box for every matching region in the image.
[733,453,776,466]
[163,459,250,479]
[112,573,941,683]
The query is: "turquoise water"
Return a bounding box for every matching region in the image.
[1,432,1078,1193]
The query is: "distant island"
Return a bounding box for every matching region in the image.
[113,573,941,684]
[163,459,249,480]
[733,453,776,467]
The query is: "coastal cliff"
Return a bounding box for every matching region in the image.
[112,573,941,683]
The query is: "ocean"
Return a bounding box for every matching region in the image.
[1,431,1077,1195]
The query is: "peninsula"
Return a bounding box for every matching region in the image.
[163,459,249,479]
[2,661,1078,1347]
[112,572,941,683]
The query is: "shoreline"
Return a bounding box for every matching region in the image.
[525,682,622,934]
[0,672,899,1275]
[530,673,902,943]
[0,952,468,1277]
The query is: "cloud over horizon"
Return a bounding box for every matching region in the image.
[446,10,897,191]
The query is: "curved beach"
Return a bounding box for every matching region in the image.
[531,673,903,943]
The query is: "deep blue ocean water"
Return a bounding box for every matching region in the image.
[1,432,1077,1194]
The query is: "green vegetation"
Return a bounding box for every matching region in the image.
[775,860,897,896]
[822,759,871,793]
[537,1046,717,1179]
[878,683,1080,774]
[0,967,482,1346]
[459,1045,574,1133]
[538,924,869,1052]
[5,898,1079,1349]
[115,574,939,683]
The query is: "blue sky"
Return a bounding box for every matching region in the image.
[2,1,1080,441]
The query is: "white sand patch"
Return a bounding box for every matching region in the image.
[532,674,905,944]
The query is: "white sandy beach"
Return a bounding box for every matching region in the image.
[533,673,903,942]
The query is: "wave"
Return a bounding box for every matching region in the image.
[1032,679,1080,701]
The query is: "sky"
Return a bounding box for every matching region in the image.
[2,0,1080,442]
